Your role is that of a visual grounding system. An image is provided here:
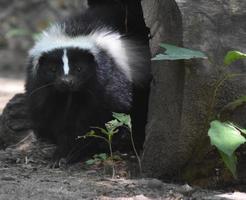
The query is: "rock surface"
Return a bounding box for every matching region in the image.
[0,94,31,149]
[141,0,246,179]
[141,0,185,178]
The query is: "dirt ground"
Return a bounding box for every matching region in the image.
[0,149,236,200]
[1,77,246,200]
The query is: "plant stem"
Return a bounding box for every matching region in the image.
[208,73,246,122]
[128,127,142,175]
[86,135,109,144]
[207,74,229,122]
[108,140,115,178]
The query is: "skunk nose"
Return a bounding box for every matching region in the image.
[60,76,73,86]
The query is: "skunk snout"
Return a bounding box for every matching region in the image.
[56,75,75,91]
[61,76,74,86]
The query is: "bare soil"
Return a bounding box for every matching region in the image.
[0,77,245,200]
[0,150,229,200]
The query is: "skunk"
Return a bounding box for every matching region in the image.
[25,1,151,165]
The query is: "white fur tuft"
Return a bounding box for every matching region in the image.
[29,24,133,81]
[62,49,69,75]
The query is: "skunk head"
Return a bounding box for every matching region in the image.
[34,47,96,92]
[27,23,149,94]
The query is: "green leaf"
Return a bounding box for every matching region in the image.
[228,122,246,135]
[208,120,246,156]
[84,130,96,137]
[112,112,132,129]
[219,150,237,179]
[85,159,96,165]
[97,153,108,160]
[105,119,122,133]
[152,43,207,61]
[221,95,246,112]
[224,51,246,66]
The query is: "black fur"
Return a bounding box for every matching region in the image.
[25,2,151,163]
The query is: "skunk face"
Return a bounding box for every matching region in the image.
[36,48,96,92]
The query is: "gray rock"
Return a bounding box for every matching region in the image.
[0,94,31,149]
[177,0,246,174]
[141,0,184,177]
[141,0,246,178]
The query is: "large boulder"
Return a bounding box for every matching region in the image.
[141,0,184,178]
[0,94,31,149]
[141,0,246,180]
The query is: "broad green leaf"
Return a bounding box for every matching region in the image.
[152,43,207,61]
[219,150,237,179]
[221,95,246,112]
[224,51,246,66]
[112,112,132,129]
[208,120,246,156]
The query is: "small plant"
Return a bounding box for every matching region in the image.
[208,120,246,178]
[208,51,246,178]
[79,112,141,178]
[153,43,246,178]
[85,153,108,165]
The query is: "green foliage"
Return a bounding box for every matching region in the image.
[208,120,246,178]
[152,43,207,61]
[85,153,108,165]
[224,51,246,66]
[112,112,132,129]
[219,151,238,179]
[113,112,142,174]
[206,50,246,178]
[208,121,246,156]
[80,112,133,178]
[80,112,142,177]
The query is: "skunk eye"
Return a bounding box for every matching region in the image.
[77,67,81,72]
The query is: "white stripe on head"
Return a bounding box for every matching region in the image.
[29,24,133,81]
[62,49,69,75]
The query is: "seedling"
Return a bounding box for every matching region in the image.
[79,112,141,178]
